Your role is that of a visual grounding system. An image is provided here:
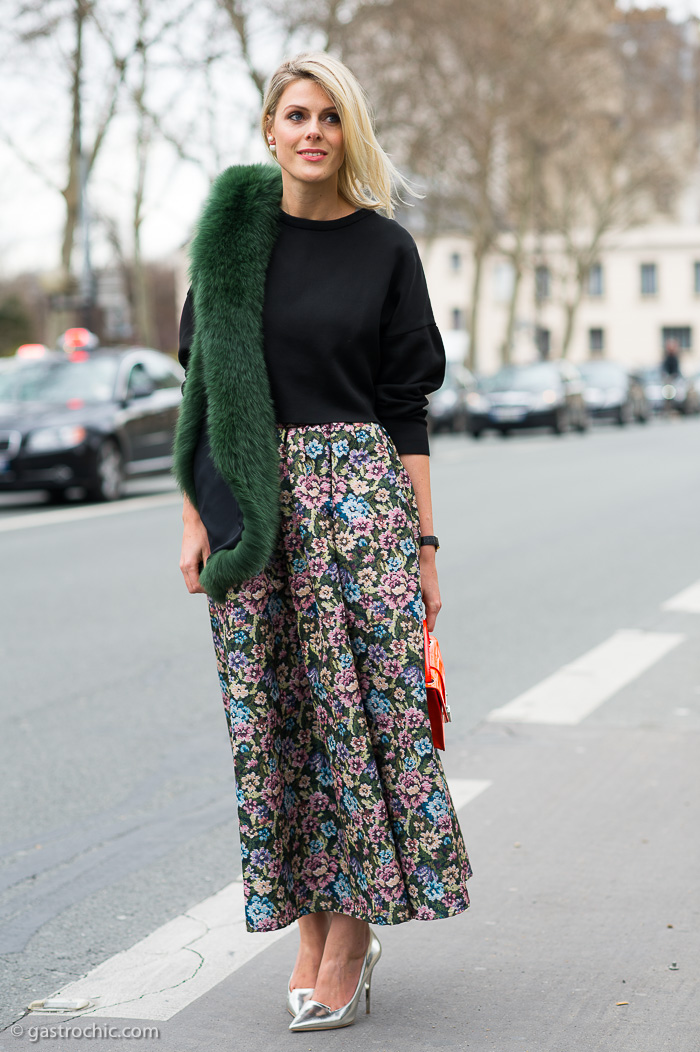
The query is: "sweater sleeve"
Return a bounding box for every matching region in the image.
[376,243,446,455]
[178,288,195,381]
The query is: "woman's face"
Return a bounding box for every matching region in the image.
[268,78,345,190]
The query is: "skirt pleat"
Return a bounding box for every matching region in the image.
[208,422,472,932]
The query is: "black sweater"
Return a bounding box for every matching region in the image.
[178,207,445,455]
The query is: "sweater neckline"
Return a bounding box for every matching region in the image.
[278,208,372,230]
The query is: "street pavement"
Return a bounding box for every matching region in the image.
[1,416,699,1051]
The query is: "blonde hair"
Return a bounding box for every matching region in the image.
[261,52,418,218]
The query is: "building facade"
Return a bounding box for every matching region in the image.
[416,220,700,375]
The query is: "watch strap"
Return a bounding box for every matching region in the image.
[420,535,440,550]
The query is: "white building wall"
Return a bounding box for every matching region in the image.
[416,223,700,376]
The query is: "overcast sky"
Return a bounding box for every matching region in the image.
[1,0,698,282]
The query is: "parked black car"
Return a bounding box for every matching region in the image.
[637,366,700,416]
[467,360,589,437]
[0,348,183,501]
[578,359,650,425]
[427,363,478,433]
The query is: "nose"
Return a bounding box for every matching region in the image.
[305,117,323,139]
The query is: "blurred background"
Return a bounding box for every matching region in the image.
[0,0,698,366]
[1,0,700,497]
[2,4,700,1046]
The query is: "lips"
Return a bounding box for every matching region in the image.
[298,150,327,157]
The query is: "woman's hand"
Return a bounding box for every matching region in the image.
[420,546,441,633]
[180,495,210,594]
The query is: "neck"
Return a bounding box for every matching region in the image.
[280,174,355,222]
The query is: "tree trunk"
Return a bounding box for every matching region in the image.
[502,261,523,366]
[561,277,584,358]
[467,240,487,373]
[132,16,153,348]
[60,0,87,281]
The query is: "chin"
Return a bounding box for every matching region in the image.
[291,165,337,184]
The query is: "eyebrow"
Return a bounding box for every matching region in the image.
[281,103,339,114]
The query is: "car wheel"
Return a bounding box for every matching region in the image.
[47,489,70,504]
[470,429,483,440]
[87,439,124,501]
[498,427,511,438]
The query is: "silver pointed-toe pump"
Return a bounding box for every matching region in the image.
[288,929,382,1032]
[286,981,313,1017]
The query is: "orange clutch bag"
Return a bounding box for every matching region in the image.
[423,619,451,751]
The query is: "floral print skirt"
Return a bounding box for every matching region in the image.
[208,422,472,932]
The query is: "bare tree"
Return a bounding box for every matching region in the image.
[547,7,691,357]
[3,1,127,283]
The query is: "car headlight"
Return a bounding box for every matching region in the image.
[25,425,87,453]
[531,389,558,409]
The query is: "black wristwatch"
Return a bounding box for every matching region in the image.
[419,535,440,551]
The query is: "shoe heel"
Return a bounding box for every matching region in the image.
[365,977,371,1015]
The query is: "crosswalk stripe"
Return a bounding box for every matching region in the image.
[661,579,700,613]
[447,778,492,811]
[39,878,292,1021]
[487,629,685,726]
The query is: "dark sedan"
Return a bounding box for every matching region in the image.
[578,359,650,425]
[466,360,589,437]
[0,348,183,501]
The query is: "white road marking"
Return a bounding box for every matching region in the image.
[0,492,181,533]
[33,779,491,1022]
[39,879,294,1021]
[447,778,492,810]
[661,579,700,613]
[488,629,685,726]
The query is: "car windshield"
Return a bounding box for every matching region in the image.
[481,364,559,393]
[578,362,626,383]
[0,357,119,404]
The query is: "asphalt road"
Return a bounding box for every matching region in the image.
[1,415,699,1051]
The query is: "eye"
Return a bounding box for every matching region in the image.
[287,110,305,121]
[324,113,341,124]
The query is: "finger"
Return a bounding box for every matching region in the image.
[181,564,202,595]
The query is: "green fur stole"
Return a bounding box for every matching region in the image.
[172,164,284,602]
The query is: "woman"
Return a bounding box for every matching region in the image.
[176,52,472,1033]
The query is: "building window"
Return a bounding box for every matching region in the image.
[588,263,604,297]
[589,328,605,354]
[661,327,692,351]
[640,263,658,297]
[694,262,700,295]
[535,265,551,302]
[449,252,462,273]
[535,326,551,359]
[451,308,465,330]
